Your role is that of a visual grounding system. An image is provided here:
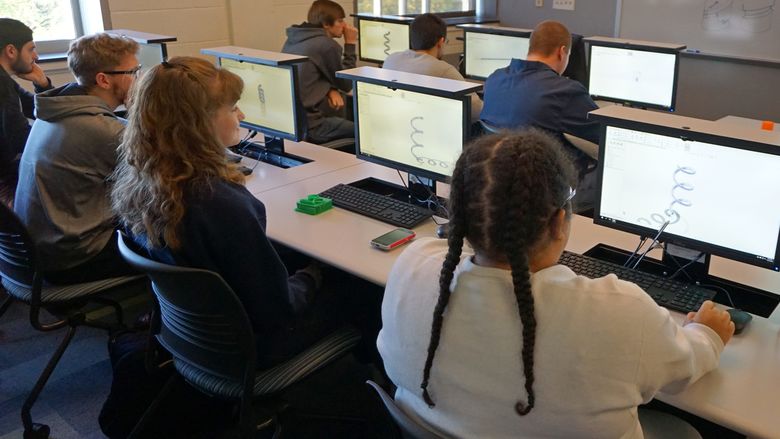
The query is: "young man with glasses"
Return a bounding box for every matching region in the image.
[0,18,55,205]
[14,33,140,284]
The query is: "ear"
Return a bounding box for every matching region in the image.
[2,44,17,59]
[94,71,111,90]
[550,208,569,241]
[437,36,446,48]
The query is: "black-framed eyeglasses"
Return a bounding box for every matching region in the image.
[103,65,142,77]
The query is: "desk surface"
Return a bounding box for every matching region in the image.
[251,155,780,438]
[240,140,361,196]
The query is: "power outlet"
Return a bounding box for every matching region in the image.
[535,0,544,7]
[552,0,575,10]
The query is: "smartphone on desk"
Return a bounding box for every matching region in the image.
[370,228,416,251]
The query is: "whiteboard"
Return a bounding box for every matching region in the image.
[619,0,780,62]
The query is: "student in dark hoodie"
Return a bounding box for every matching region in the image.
[0,18,54,205]
[14,33,139,284]
[282,0,358,144]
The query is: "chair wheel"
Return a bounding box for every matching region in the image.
[23,423,50,439]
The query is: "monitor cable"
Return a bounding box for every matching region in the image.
[630,219,670,270]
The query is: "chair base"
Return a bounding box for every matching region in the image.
[23,423,50,439]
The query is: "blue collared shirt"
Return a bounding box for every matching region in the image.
[480,59,600,145]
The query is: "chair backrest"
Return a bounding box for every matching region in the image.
[116,232,257,388]
[479,120,502,135]
[366,380,445,439]
[0,202,39,288]
[563,133,599,161]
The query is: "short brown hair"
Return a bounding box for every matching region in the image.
[307,0,346,27]
[528,20,571,57]
[68,33,139,89]
[410,13,447,51]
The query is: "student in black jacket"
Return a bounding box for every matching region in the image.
[111,57,327,368]
[0,18,53,205]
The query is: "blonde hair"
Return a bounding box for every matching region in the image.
[111,56,245,249]
[68,33,139,89]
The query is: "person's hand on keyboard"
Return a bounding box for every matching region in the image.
[683,300,735,345]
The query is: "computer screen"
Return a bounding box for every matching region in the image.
[596,124,780,270]
[464,30,529,80]
[355,81,467,181]
[138,43,166,74]
[588,43,679,110]
[218,57,301,141]
[358,18,411,63]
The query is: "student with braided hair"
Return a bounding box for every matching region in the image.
[377,130,734,438]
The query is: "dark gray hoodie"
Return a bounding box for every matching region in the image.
[282,23,356,130]
[14,83,123,272]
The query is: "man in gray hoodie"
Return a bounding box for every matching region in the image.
[282,0,358,144]
[14,33,139,284]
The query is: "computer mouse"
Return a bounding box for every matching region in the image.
[727,308,753,335]
[435,223,448,239]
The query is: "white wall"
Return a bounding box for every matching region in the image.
[106,0,232,57]
[229,0,353,52]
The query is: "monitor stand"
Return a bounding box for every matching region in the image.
[346,173,447,216]
[233,135,311,169]
[582,243,780,317]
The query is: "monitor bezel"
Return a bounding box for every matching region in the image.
[216,56,306,143]
[593,118,780,271]
[462,27,531,81]
[352,79,470,183]
[586,40,681,112]
[356,15,412,64]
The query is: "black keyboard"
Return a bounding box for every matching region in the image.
[559,251,716,314]
[319,184,431,228]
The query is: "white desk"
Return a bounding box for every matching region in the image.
[253,158,780,438]
[240,140,362,195]
[716,115,780,144]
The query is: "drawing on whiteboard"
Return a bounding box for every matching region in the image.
[703,0,775,32]
[703,0,733,30]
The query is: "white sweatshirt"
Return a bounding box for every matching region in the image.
[377,238,723,439]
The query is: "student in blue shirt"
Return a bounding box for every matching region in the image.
[481,21,600,210]
[480,21,598,160]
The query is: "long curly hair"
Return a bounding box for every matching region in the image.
[420,129,577,415]
[111,56,245,249]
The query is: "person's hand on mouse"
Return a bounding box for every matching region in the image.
[683,300,735,345]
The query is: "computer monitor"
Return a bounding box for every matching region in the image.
[202,46,310,168]
[586,36,685,111]
[105,29,176,74]
[592,108,780,272]
[562,33,588,89]
[355,81,467,182]
[459,24,531,80]
[336,66,479,200]
[356,15,412,63]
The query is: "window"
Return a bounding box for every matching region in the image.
[356,0,475,16]
[0,0,106,55]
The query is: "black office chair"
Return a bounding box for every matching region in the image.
[0,203,144,439]
[117,233,362,438]
[365,380,444,439]
[478,120,503,135]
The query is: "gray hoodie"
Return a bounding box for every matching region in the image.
[281,23,356,130]
[14,83,123,272]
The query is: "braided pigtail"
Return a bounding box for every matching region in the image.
[421,145,468,406]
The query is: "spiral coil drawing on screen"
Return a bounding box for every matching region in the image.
[409,116,449,169]
[383,31,392,56]
[637,166,696,226]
